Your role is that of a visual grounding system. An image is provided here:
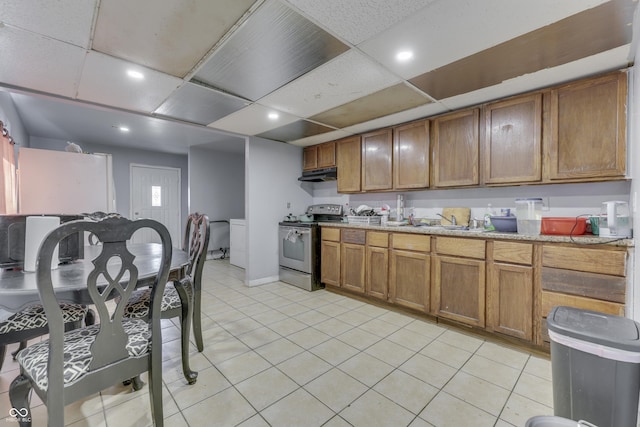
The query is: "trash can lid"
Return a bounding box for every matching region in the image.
[547,306,640,352]
[526,416,595,427]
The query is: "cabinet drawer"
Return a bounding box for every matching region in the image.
[493,241,532,265]
[342,229,366,245]
[322,227,340,242]
[542,245,626,276]
[367,231,388,248]
[435,237,485,259]
[540,290,624,318]
[391,233,430,252]
[541,267,625,303]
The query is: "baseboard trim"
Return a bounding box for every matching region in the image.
[246,275,279,287]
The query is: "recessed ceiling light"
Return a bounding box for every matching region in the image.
[126,70,145,80]
[118,126,130,132]
[268,112,279,120]
[396,50,414,62]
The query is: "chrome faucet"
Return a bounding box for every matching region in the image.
[437,213,457,225]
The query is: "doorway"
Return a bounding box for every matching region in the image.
[130,164,181,245]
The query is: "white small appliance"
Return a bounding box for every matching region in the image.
[599,201,632,238]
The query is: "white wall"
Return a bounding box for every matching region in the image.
[245,136,313,286]
[29,137,189,223]
[314,181,631,220]
[188,146,245,252]
[0,92,28,159]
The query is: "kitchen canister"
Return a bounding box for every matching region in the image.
[23,216,60,272]
[515,198,544,235]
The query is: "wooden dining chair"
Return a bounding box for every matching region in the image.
[9,217,171,427]
[122,213,210,385]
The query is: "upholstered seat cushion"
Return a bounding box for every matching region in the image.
[16,319,150,391]
[0,304,87,334]
[123,283,186,318]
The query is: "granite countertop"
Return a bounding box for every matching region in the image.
[319,222,634,247]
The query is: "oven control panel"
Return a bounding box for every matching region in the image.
[306,204,343,216]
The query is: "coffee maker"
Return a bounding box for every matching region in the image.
[599,201,632,238]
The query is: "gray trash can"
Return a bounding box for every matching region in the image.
[526,416,597,427]
[547,306,640,427]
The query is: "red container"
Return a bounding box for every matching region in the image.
[541,217,587,235]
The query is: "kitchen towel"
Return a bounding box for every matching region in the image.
[24,216,60,272]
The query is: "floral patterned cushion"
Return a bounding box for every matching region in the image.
[16,319,150,391]
[0,304,87,334]
[123,283,183,318]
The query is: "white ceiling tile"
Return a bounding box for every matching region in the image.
[0,0,97,48]
[341,103,448,135]
[289,129,352,146]
[209,104,300,135]
[259,50,400,117]
[92,0,257,77]
[285,0,436,45]
[0,25,85,97]
[360,0,609,79]
[439,46,632,111]
[77,52,183,113]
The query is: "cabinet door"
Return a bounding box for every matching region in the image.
[389,250,430,312]
[318,141,336,168]
[432,255,485,327]
[337,136,362,193]
[483,93,542,184]
[320,241,340,286]
[366,246,388,300]
[546,71,626,180]
[341,243,365,293]
[487,262,533,341]
[362,128,393,191]
[303,146,318,171]
[394,120,429,189]
[432,108,480,187]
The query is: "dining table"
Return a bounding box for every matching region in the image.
[0,243,190,314]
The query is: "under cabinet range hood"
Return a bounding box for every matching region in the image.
[298,167,337,182]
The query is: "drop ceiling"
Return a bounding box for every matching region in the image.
[0,0,636,154]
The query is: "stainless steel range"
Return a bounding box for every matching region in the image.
[278,204,343,291]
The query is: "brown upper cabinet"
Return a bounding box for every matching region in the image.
[432,108,480,188]
[483,93,542,184]
[303,141,336,171]
[303,145,317,171]
[394,120,430,189]
[545,71,627,181]
[362,128,393,191]
[308,69,627,193]
[336,135,362,193]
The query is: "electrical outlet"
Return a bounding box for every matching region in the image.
[287,202,291,209]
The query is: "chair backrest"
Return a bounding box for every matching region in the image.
[36,217,172,392]
[182,213,210,286]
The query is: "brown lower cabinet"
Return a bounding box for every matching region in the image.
[340,229,366,294]
[486,241,534,341]
[432,237,486,327]
[537,244,627,346]
[320,226,630,350]
[389,233,431,312]
[366,232,389,300]
[320,228,340,287]
[341,243,365,293]
[433,255,486,327]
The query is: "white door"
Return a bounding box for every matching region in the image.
[130,164,181,245]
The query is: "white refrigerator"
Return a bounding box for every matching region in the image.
[17,147,115,215]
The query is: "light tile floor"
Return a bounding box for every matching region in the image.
[0,259,557,426]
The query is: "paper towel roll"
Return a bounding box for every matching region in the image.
[24,216,60,272]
